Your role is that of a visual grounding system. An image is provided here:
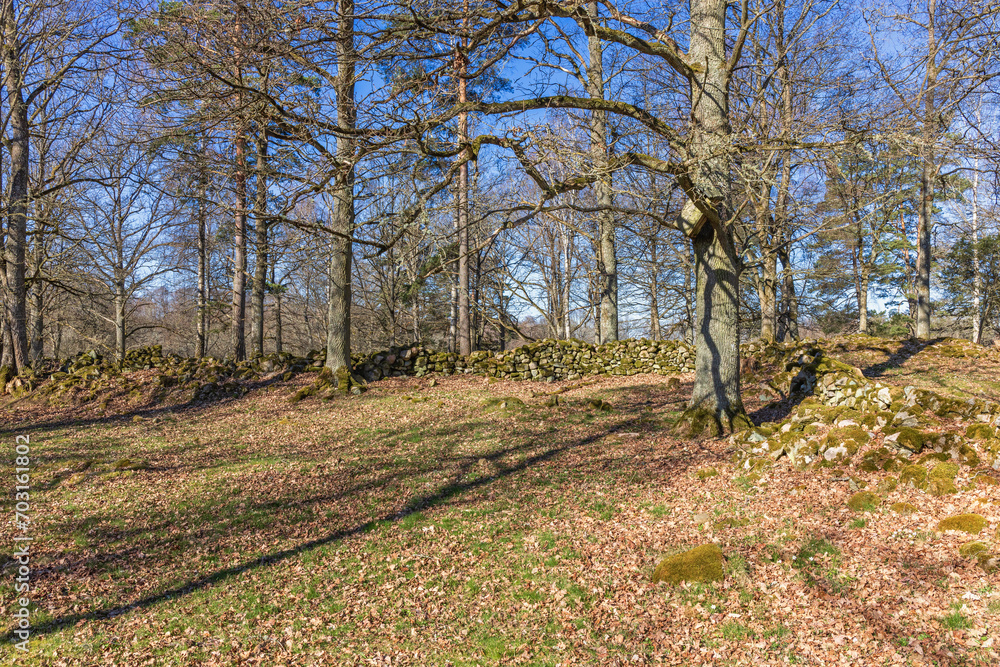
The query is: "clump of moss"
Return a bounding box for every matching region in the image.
[973,474,999,487]
[927,462,959,496]
[860,447,905,473]
[652,544,724,585]
[937,513,987,535]
[877,477,898,495]
[587,398,613,412]
[696,467,719,480]
[482,396,526,413]
[966,423,995,442]
[847,491,881,512]
[899,464,928,491]
[890,502,919,515]
[959,541,989,558]
[713,517,749,530]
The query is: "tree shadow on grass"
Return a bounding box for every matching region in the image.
[9,395,709,642]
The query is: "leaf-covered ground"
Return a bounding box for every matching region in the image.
[2,341,999,666]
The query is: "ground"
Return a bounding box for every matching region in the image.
[1,338,999,666]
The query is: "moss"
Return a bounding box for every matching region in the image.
[966,423,995,442]
[937,513,987,534]
[652,544,724,585]
[860,447,905,473]
[482,396,526,412]
[959,541,989,558]
[847,491,881,512]
[927,462,959,496]
[956,443,980,467]
[883,426,926,453]
[696,467,719,480]
[828,426,871,445]
[973,474,999,487]
[890,502,919,515]
[877,477,898,495]
[899,464,928,490]
[713,517,749,530]
[0,365,13,387]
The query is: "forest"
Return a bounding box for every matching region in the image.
[1,0,999,427]
[5,1,1000,665]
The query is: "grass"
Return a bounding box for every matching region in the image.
[5,354,1000,666]
[942,604,974,630]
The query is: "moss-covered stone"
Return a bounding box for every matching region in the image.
[899,464,928,491]
[973,474,999,487]
[652,544,724,585]
[696,467,719,480]
[927,462,959,496]
[890,502,919,515]
[877,477,898,495]
[959,541,989,558]
[482,396,526,412]
[966,423,995,442]
[847,490,881,512]
[937,513,987,534]
[883,426,926,453]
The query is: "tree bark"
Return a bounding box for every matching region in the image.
[2,0,30,372]
[678,0,749,435]
[325,0,356,372]
[456,30,472,356]
[251,122,269,357]
[196,143,208,358]
[114,284,126,361]
[915,0,938,340]
[231,130,248,361]
[971,145,982,344]
[586,2,618,343]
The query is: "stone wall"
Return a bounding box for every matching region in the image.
[347,338,697,383]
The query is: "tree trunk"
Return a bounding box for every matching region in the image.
[971,148,982,344]
[231,130,248,361]
[325,0,356,372]
[915,1,938,340]
[114,284,126,361]
[2,0,30,372]
[196,149,208,358]
[777,245,798,341]
[562,223,572,338]
[650,238,661,340]
[456,38,471,356]
[586,3,618,343]
[29,230,43,362]
[271,264,283,354]
[758,228,778,343]
[251,123,269,357]
[678,0,749,435]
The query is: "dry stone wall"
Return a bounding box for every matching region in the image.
[348,338,696,383]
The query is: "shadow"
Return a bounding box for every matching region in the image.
[859,338,938,379]
[8,393,708,641]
